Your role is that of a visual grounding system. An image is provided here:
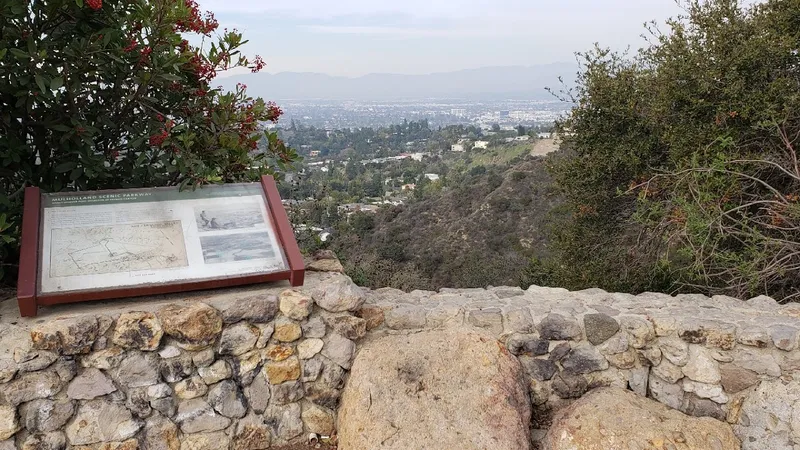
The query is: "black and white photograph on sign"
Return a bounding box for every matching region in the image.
[200,232,276,264]
[194,203,265,232]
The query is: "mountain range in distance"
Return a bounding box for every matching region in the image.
[219,63,578,102]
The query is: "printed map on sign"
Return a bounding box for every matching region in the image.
[49,221,188,277]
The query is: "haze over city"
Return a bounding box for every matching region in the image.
[200,0,685,77]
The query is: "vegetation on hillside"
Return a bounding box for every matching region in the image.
[284,124,563,291]
[332,155,562,291]
[0,0,298,284]
[533,0,800,301]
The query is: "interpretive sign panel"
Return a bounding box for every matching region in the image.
[16,176,304,317]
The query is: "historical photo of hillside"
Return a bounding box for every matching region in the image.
[200,232,276,264]
[49,221,188,277]
[194,203,265,232]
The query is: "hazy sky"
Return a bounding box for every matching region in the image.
[198,0,685,77]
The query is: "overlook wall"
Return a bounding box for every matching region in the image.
[1,266,799,449]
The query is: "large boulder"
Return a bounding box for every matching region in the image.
[543,387,740,450]
[338,328,530,450]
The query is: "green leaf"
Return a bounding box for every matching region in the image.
[51,124,73,132]
[75,0,84,6]
[54,161,78,173]
[9,48,29,59]
[0,49,6,61]
[129,136,145,148]
[34,75,46,94]
[51,77,64,90]
[69,167,84,181]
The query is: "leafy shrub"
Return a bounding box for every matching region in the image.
[546,0,800,300]
[0,0,298,284]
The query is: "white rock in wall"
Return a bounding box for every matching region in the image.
[217,323,259,356]
[683,379,729,404]
[738,327,771,348]
[682,346,721,384]
[175,398,231,434]
[652,359,684,384]
[321,333,355,370]
[659,337,689,366]
[264,403,304,441]
[66,368,117,400]
[649,375,685,410]
[65,400,142,445]
[734,378,800,450]
[279,289,313,320]
[197,360,231,385]
[297,339,324,360]
[310,275,366,313]
[0,405,19,441]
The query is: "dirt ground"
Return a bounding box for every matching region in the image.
[530,137,561,156]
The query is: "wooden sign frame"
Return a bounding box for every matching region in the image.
[16,176,304,317]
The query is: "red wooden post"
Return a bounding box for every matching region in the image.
[17,187,41,317]
[260,175,305,286]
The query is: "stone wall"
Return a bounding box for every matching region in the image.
[1,268,800,449]
[363,284,800,450]
[0,272,368,450]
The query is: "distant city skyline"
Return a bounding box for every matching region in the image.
[198,0,687,78]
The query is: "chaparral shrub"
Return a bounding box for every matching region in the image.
[0,0,299,284]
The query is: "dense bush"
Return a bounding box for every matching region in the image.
[0,0,298,283]
[538,0,800,300]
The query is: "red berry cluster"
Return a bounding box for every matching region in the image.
[188,54,216,83]
[123,38,137,53]
[139,46,153,64]
[174,0,218,35]
[250,55,265,73]
[149,129,168,147]
[86,0,102,10]
[265,102,283,122]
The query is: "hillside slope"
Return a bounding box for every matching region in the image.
[332,155,563,290]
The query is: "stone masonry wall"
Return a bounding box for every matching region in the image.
[0,272,368,450]
[363,284,800,450]
[1,268,800,450]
